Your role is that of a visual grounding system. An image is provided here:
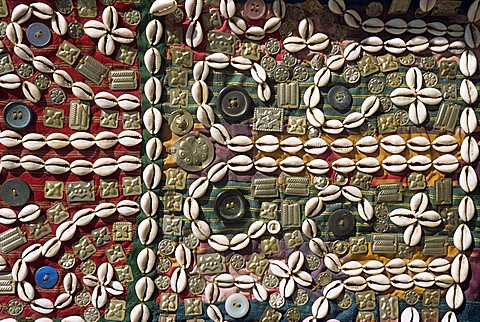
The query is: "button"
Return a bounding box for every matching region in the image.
[3,102,34,130]
[328,85,352,111]
[328,209,355,236]
[169,110,194,136]
[35,266,58,289]
[215,190,248,221]
[26,22,51,47]
[243,0,266,20]
[0,178,30,206]
[217,86,252,122]
[225,294,250,318]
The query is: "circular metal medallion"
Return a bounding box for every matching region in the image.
[344,67,360,84]
[265,38,281,55]
[318,272,333,286]
[35,74,52,90]
[293,289,309,306]
[293,65,309,81]
[366,2,383,17]
[282,52,297,68]
[368,77,385,94]
[155,275,171,290]
[68,22,84,39]
[188,275,206,295]
[171,132,215,172]
[285,308,301,322]
[263,274,279,288]
[230,253,246,271]
[74,291,91,306]
[395,110,409,126]
[158,239,175,256]
[79,259,96,275]
[59,252,76,269]
[332,240,350,256]
[399,53,416,66]
[273,64,290,83]
[423,71,438,87]
[386,73,403,87]
[404,289,420,305]
[374,203,388,219]
[269,292,285,309]
[124,9,141,26]
[157,256,173,273]
[7,300,24,316]
[17,64,34,78]
[337,292,353,309]
[169,109,194,136]
[50,88,67,104]
[279,21,294,37]
[373,218,389,233]
[184,234,200,249]
[84,307,100,322]
[261,55,277,73]
[306,254,321,270]
[313,176,330,190]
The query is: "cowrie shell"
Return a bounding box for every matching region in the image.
[186,20,203,47]
[344,9,362,29]
[51,12,68,36]
[407,136,431,152]
[284,36,307,52]
[381,135,406,154]
[453,223,472,251]
[343,42,361,61]
[272,0,286,18]
[451,253,469,284]
[95,131,118,149]
[46,132,70,149]
[465,23,480,48]
[227,136,253,153]
[145,47,162,74]
[433,154,459,173]
[304,137,328,155]
[22,81,41,103]
[356,157,380,174]
[138,191,157,218]
[22,133,46,151]
[366,274,390,292]
[20,155,44,171]
[314,67,331,87]
[137,248,156,274]
[384,37,407,54]
[446,284,464,310]
[429,37,449,53]
[356,136,378,154]
[468,0,480,23]
[309,238,328,257]
[407,155,432,172]
[245,26,265,41]
[326,54,345,71]
[361,18,384,34]
[305,197,323,218]
[319,185,341,202]
[118,130,142,147]
[279,156,304,174]
[192,80,209,105]
[343,276,367,292]
[144,77,162,105]
[94,91,118,109]
[385,18,407,35]
[361,36,384,52]
[11,4,32,24]
[460,136,479,163]
[324,253,341,273]
[341,186,362,203]
[363,260,384,275]
[280,137,303,153]
[70,132,95,150]
[93,158,118,176]
[390,273,414,289]
[429,258,451,273]
[117,200,140,216]
[247,221,266,239]
[306,107,325,127]
[72,82,94,100]
[255,135,279,153]
[146,19,163,46]
[401,307,420,322]
[408,259,427,273]
[432,135,458,153]
[254,157,278,173]
[228,16,246,34]
[386,258,406,275]
[448,24,464,38]
[299,17,314,39]
[31,298,54,314]
[6,22,23,44]
[150,0,177,16]
[382,155,407,172]
[264,17,282,34]
[143,107,162,134]
[459,195,475,222]
[435,275,454,288]
[136,276,155,301]
[230,56,252,71]
[53,70,73,88]
[323,280,344,300]
[307,159,329,175]
[408,19,427,34]
[118,155,141,172]
[328,0,346,14]
[357,198,373,221]
[407,36,429,52]
[70,160,93,176]
[219,0,236,18]
[341,261,363,276]
[322,119,344,135]
[331,138,354,154]
[138,218,158,245]
[460,79,478,104]
[185,0,202,20]
[427,22,447,36]
[33,56,55,73]
[460,107,478,134]
[420,0,436,12]
[312,296,329,319]
[361,96,380,118]
[343,112,365,129]
[206,53,229,69]
[14,44,34,61]
[332,157,355,173]
[45,158,70,174]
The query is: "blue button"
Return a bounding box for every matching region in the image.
[26,22,51,47]
[35,266,58,289]
[3,102,34,130]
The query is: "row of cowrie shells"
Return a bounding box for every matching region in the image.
[0,204,41,224]
[0,130,142,150]
[342,258,452,276]
[94,92,141,110]
[0,155,141,176]
[252,153,463,174]
[132,6,167,321]
[243,133,463,155]
[12,200,137,315]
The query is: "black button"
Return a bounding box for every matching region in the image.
[0,178,31,206]
[328,85,352,111]
[215,190,248,221]
[328,209,355,236]
[217,86,252,122]
[3,102,34,130]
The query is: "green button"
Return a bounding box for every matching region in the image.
[0,178,31,206]
[215,190,248,221]
[3,102,34,130]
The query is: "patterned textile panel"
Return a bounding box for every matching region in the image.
[1,0,480,322]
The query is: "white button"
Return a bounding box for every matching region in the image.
[225,293,249,318]
[267,220,281,234]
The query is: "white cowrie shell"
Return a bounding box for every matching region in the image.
[446,284,464,310]
[93,158,118,176]
[12,4,32,23]
[304,32,327,51]
[382,155,407,172]
[305,197,323,218]
[453,223,472,251]
[33,56,55,73]
[56,220,77,242]
[309,238,328,257]
[70,160,93,176]
[95,131,118,149]
[251,63,267,83]
[356,157,380,174]
[205,283,220,303]
[401,307,420,322]
[12,260,28,282]
[183,197,200,221]
[70,132,95,150]
[460,107,478,134]
[136,276,155,301]
[318,184,341,202]
[6,22,23,44]
[257,82,271,102]
[150,0,177,16]
[53,69,73,88]
[307,159,330,175]
[357,198,374,221]
[117,199,140,216]
[299,18,314,39]
[51,12,68,36]
[343,42,361,61]
[230,56,252,71]
[22,133,46,151]
[146,19,163,46]
[207,162,228,182]
[230,233,250,251]
[72,82,94,100]
[21,243,42,263]
[94,91,118,109]
[460,79,478,104]
[42,237,62,258]
[407,155,432,172]
[460,50,477,77]
[328,0,346,14]
[208,234,230,252]
[343,276,367,292]
[146,137,163,161]
[407,136,431,152]
[428,22,447,36]
[283,36,307,53]
[356,136,378,154]
[408,19,427,34]
[14,44,34,61]
[17,281,35,302]
[436,274,454,289]
[137,248,156,274]
[219,0,235,18]
[143,107,162,134]
[465,23,480,48]
[207,305,224,322]
[361,96,380,118]
[264,17,282,34]
[432,134,458,153]
[390,273,414,289]
[302,218,317,239]
[279,156,304,174]
[433,154,459,173]
[451,253,469,284]
[429,258,451,273]
[118,130,142,147]
[407,259,427,273]
[344,9,362,29]
[304,137,328,155]
[255,135,279,153]
[189,177,209,198]
[341,186,362,202]
[322,119,344,135]
[314,67,331,87]
[228,155,253,172]
[343,112,365,129]
[185,20,203,47]
[449,40,466,55]
[420,0,437,12]
[18,204,41,223]
[45,158,70,174]
[330,138,354,154]
[22,81,41,103]
[228,16,246,34]
[144,77,162,105]
[384,37,407,54]
[235,275,255,290]
[361,36,384,52]
[429,36,449,53]
[323,280,344,300]
[341,261,363,276]
[0,73,21,90]
[362,260,384,275]
[441,312,458,322]
[386,258,406,275]
[280,137,303,154]
[185,0,202,20]
[469,0,480,22]
[459,195,475,222]
[206,53,229,69]
[306,107,325,128]
[1,155,20,170]
[272,0,286,18]
[31,298,54,314]
[326,54,345,71]
[170,268,188,294]
[72,208,95,226]
[131,303,150,322]
[192,80,209,105]
[324,253,341,273]
[214,273,234,288]
[332,157,355,174]
[20,155,44,171]
[385,18,407,35]
[461,136,479,163]
[312,296,329,319]
[138,218,158,245]
[95,203,116,219]
[143,163,162,189]
[361,18,384,34]
[406,36,429,52]
[144,47,162,74]
[245,26,265,41]
[366,274,391,292]
[248,220,266,239]
[304,85,321,108]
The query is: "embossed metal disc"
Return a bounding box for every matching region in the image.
[171,132,215,172]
